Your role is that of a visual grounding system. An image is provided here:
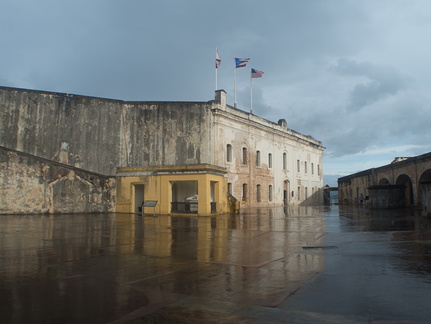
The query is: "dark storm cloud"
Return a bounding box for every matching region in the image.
[0,0,369,101]
[2,0,431,178]
[333,59,411,110]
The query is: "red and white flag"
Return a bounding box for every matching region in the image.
[216,48,221,69]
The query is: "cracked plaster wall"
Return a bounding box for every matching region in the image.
[0,147,115,214]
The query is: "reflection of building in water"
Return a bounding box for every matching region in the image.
[0,214,120,279]
[0,208,326,319]
[113,208,326,279]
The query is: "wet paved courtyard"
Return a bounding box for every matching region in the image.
[0,205,430,323]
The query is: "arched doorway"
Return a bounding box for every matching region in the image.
[395,174,414,206]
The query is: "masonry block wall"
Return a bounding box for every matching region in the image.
[0,146,115,214]
[0,87,213,176]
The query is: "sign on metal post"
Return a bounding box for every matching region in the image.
[141,201,158,217]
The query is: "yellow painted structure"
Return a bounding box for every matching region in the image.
[116,164,229,216]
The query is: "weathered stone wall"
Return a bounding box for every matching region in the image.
[368,185,405,208]
[0,86,325,212]
[212,98,324,207]
[121,101,213,168]
[0,146,115,214]
[0,88,122,175]
[338,152,431,209]
[0,87,213,176]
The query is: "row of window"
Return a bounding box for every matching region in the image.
[228,182,317,202]
[226,144,320,175]
[228,183,273,202]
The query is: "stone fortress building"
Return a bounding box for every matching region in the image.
[0,86,324,215]
[338,152,431,216]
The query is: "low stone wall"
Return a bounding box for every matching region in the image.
[368,185,405,208]
[0,146,116,214]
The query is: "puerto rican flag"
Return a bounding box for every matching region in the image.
[235,57,250,68]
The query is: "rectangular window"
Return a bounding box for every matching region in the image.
[228,182,232,195]
[256,150,261,166]
[312,163,314,175]
[304,161,307,173]
[242,147,248,165]
[242,183,247,201]
[283,153,287,170]
[226,144,232,162]
[268,153,272,168]
[269,185,273,202]
[297,160,300,172]
[257,184,261,202]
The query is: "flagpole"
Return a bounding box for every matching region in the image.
[234,65,237,108]
[250,70,253,114]
[215,65,218,91]
[215,48,218,91]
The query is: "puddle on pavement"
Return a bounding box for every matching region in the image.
[0,206,430,323]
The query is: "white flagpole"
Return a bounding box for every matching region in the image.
[215,48,219,91]
[250,70,253,114]
[234,64,237,108]
[215,64,218,91]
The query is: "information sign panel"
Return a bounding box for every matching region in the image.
[143,200,158,207]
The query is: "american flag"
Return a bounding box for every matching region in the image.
[251,68,264,78]
[235,58,250,68]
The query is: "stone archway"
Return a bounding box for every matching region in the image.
[378,178,390,185]
[395,174,414,206]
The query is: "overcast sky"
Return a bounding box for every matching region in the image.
[2,0,431,186]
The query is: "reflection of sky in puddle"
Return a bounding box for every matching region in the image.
[333,206,431,278]
[0,206,430,322]
[338,206,431,232]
